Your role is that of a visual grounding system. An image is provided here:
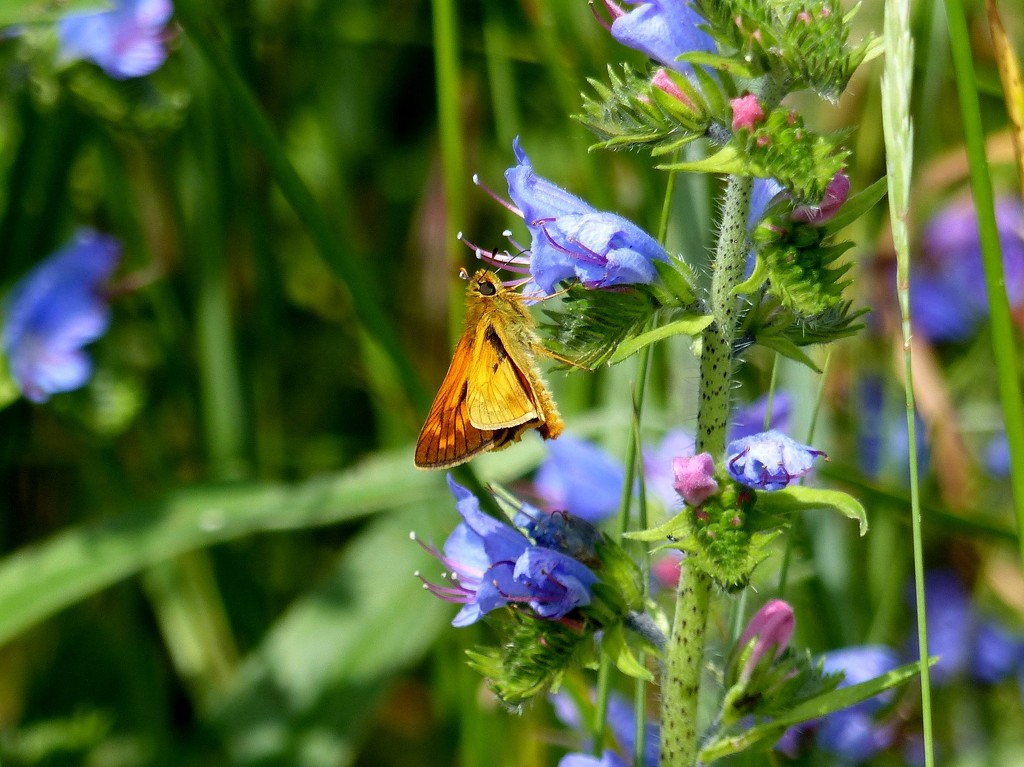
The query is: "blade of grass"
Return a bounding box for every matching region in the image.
[943,0,1024,566]
[431,0,469,341]
[211,504,452,763]
[173,0,429,414]
[881,1,932,765]
[0,447,502,647]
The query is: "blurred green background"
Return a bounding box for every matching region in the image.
[0,0,1022,765]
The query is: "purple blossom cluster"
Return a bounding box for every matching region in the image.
[416,477,599,627]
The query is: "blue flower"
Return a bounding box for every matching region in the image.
[57,0,173,80]
[984,431,1011,477]
[816,645,901,763]
[725,429,826,490]
[551,689,658,767]
[419,477,598,627]
[533,434,625,523]
[972,620,1024,684]
[503,139,668,294]
[906,570,973,685]
[609,1,716,77]
[559,751,628,767]
[748,177,786,230]
[2,229,121,403]
[912,196,1024,341]
[816,709,897,764]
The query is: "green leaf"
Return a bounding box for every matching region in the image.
[608,314,713,364]
[0,0,109,26]
[653,257,697,305]
[0,448,477,647]
[676,51,758,78]
[601,622,654,681]
[755,485,868,535]
[624,509,690,544]
[211,506,453,763]
[658,144,746,175]
[731,255,769,296]
[754,334,823,373]
[700,660,929,761]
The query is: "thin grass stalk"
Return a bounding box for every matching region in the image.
[942,0,1024,567]
[881,0,933,765]
[173,0,429,413]
[431,0,468,342]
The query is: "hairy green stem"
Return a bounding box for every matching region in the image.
[661,174,753,767]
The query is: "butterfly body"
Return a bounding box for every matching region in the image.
[415,269,563,469]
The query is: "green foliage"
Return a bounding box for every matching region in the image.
[690,0,869,100]
[542,283,663,370]
[628,486,783,592]
[721,648,842,726]
[752,482,869,535]
[0,0,109,27]
[738,292,868,371]
[744,109,851,204]
[576,64,713,153]
[700,660,930,762]
[467,613,593,707]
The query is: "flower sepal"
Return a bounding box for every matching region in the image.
[688,0,870,101]
[650,258,697,306]
[466,612,596,707]
[576,64,712,154]
[739,292,868,370]
[542,283,661,370]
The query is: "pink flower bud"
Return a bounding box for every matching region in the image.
[731,94,765,132]
[672,452,719,506]
[652,551,683,588]
[652,68,694,109]
[739,599,795,677]
[791,172,850,224]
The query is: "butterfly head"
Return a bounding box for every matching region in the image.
[460,268,505,299]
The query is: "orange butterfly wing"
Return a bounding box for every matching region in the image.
[415,333,513,469]
[466,324,539,429]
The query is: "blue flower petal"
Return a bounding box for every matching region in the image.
[513,547,597,619]
[726,429,825,490]
[816,710,895,764]
[748,177,786,230]
[506,138,594,224]
[57,0,173,80]
[906,570,973,685]
[534,434,624,523]
[611,0,715,76]
[559,751,629,767]
[504,140,667,294]
[972,620,1024,684]
[446,476,529,565]
[3,229,120,403]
